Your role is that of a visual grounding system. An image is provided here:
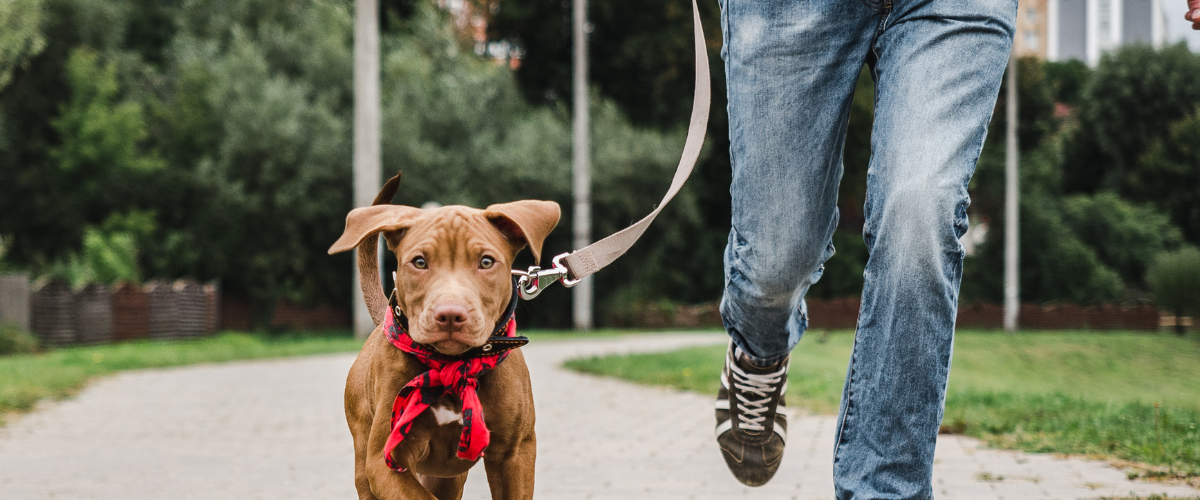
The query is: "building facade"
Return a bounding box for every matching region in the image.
[1014,0,1170,64]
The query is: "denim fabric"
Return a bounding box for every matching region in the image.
[716,0,1015,497]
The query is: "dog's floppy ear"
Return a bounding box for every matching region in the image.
[484,200,561,263]
[328,205,423,255]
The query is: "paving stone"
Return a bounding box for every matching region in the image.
[0,333,1196,499]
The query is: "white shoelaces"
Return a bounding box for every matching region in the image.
[727,358,787,432]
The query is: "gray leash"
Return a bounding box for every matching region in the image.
[512,0,711,300]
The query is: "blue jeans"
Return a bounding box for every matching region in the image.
[716,0,1015,497]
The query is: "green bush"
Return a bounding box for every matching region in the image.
[1061,192,1183,287]
[0,323,38,356]
[1146,247,1200,334]
[42,214,144,287]
[1139,112,1200,245]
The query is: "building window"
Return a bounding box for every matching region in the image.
[1026,7,1038,23]
[1025,31,1039,49]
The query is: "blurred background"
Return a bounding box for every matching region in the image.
[0,0,1197,339]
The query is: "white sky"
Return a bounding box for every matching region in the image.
[1166,2,1200,50]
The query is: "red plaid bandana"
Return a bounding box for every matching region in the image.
[382,283,526,472]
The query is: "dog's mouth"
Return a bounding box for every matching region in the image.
[430,338,472,355]
[410,321,491,355]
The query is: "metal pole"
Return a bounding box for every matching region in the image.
[1003,56,1020,333]
[572,0,593,330]
[353,0,381,338]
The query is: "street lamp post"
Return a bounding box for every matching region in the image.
[353,0,381,338]
[1003,56,1020,333]
[572,0,593,330]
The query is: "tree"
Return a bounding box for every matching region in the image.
[1061,192,1183,288]
[50,48,161,176]
[1146,247,1200,334]
[0,0,707,327]
[962,141,1126,305]
[488,0,733,311]
[147,0,355,309]
[1062,43,1200,197]
[0,0,46,91]
[488,0,722,129]
[0,0,151,268]
[963,189,1125,305]
[376,4,695,325]
[1135,113,1200,245]
[1042,59,1090,107]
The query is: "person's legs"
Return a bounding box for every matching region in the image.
[716,0,881,487]
[720,0,878,365]
[831,1,1015,498]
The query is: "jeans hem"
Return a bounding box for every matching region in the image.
[732,340,790,367]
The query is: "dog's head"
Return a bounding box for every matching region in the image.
[329,201,560,355]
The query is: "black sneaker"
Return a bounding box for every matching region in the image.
[715,343,789,486]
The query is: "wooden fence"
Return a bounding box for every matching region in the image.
[30,279,220,346]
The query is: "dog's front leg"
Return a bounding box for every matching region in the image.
[418,472,469,500]
[364,415,438,500]
[483,434,536,500]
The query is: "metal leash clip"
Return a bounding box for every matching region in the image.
[511,253,582,300]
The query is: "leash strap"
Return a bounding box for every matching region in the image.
[515,0,710,298]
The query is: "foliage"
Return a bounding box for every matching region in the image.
[0,0,166,280]
[2,0,1198,326]
[964,144,1126,305]
[0,0,711,326]
[0,323,39,356]
[963,50,1190,305]
[50,48,161,175]
[1062,43,1200,229]
[488,0,734,315]
[489,0,722,129]
[567,331,1200,472]
[43,212,148,287]
[0,0,46,91]
[1138,112,1200,244]
[1062,192,1184,287]
[150,0,355,307]
[1146,247,1200,333]
[987,56,1057,154]
[1041,59,1090,106]
[374,5,700,324]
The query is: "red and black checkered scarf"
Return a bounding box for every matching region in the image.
[382,283,526,472]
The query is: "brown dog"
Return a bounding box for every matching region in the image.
[329,176,559,500]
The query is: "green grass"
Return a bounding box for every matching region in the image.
[564,330,1200,477]
[0,331,365,420]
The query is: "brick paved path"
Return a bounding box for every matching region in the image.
[1,333,1196,499]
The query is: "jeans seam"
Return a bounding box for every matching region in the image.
[720,0,732,68]
[831,327,860,465]
[869,6,893,81]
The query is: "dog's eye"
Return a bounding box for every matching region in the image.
[479,256,495,269]
[412,256,427,269]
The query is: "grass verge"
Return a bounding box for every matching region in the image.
[0,331,364,421]
[564,330,1200,480]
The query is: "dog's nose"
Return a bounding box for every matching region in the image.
[433,305,469,330]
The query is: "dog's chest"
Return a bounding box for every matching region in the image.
[394,395,478,476]
[430,401,463,425]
